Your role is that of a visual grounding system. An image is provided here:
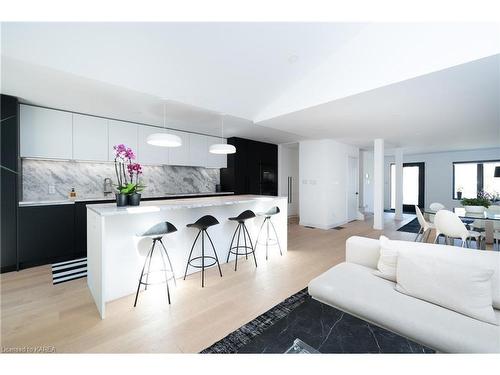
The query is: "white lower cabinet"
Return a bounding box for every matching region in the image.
[73,114,108,161]
[137,126,168,165]
[167,130,190,166]
[20,105,73,159]
[206,136,228,169]
[108,120,138,161]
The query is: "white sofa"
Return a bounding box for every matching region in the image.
[308,236,500,353]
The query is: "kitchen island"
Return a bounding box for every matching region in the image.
[86,195,287,318]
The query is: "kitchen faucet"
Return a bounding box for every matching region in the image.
[103,178,113,196]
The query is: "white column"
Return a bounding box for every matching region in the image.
[394,148,404,220]
[373,139,384,230]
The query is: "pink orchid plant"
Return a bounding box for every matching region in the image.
[113,144,145,195]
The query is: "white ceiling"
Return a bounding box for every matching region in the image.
[0,56,304,144]
[1,22,499,151]
[0,22,364,119]
[259,54,500,153]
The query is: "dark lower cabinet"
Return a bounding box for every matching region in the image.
[15,193,235,270]
[1,169,18,272]
[18,205,77,268]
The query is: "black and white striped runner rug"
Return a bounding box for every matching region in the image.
[52,257,87,285]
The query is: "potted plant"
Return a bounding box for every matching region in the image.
[456,186,463,200]
[113,144,145,206]
[126,162,145,206]
[461,191,492,213]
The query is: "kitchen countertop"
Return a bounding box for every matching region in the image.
[87,194,286,217]
[18,192,234,207]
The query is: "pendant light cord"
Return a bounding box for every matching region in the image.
[221,114,224,142]
[163,102,166,129]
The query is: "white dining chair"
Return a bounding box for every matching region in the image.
[414,205,435,242]
[428,202,445,223]
[429,202,445,211]
[489,205,500,250]
[434,210,484,248]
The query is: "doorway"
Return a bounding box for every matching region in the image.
[347,156,359,221]
[279,143,300,218]
[390,162,425,213]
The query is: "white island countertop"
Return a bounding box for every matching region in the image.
[87,194,285,217]
[86,194,288,318]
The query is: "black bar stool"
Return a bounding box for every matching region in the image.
[226,210,257,271]
[255,206,282,260]
[184,215,223,287]
[134,221,177,307]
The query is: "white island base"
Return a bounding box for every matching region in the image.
[86,195,287,318]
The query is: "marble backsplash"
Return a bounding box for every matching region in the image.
[22,159,220,201]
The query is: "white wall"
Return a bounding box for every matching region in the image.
[360,150,374,213]
[299,139,359,229]
[384,147,500,210]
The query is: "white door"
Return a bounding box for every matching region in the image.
[279,144,299,217]
[347,156,359,221]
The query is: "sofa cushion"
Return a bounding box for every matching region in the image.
[371,237,500,310]
[308,262,500,353]
[396,251,497,325]
[374,235,398,281]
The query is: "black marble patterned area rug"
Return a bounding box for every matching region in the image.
[201,289,434,354]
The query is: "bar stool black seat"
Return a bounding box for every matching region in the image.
[184,215,223,287]
[255,206,282,260]
[226,210,257,271]
[134,221,177,307]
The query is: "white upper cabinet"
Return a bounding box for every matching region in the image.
[137,126,168,165]
[20,105,73,159]
[188,133,207,167]
[20,105,226,168]
[167,130,190,166]
[108,120,138,161]
[205,136,228,169]
[72,114,108,161]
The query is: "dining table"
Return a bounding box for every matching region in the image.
[424,205,500,246]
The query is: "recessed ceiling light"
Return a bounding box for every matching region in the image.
[288,55,299,64]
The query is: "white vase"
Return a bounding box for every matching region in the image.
[464,205,486,214]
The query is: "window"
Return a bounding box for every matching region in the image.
[390,164,420,209]
[453,160,500,199]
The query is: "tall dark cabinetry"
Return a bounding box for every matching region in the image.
[1,95,20,273]
[220,137,278,196]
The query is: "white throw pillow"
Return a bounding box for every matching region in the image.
[373,235,398,282]
[376,236,500,310]
[395,250,498,325]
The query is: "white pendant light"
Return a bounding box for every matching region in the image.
[146,102,182,147]
[209,115,236,154]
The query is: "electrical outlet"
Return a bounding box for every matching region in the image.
[48,185,55,194]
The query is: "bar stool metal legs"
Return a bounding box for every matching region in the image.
[134,237,175,307]
[226,221,257,271]
[184,228,223,287]
[255,216,282,260]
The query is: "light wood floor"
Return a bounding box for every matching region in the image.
[1,213,417,353]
